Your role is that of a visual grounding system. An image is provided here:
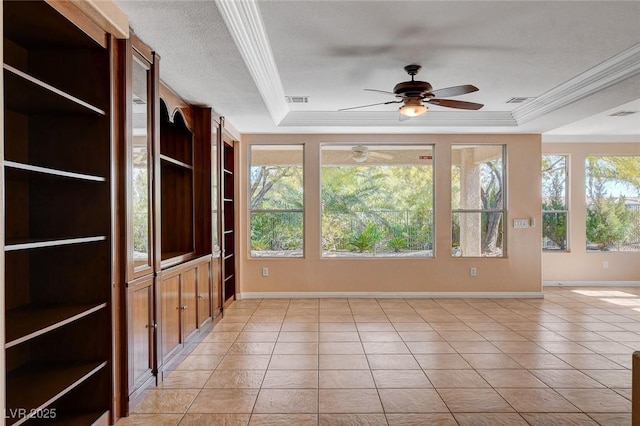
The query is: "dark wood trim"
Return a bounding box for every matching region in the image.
[131,34,154,65]
[158,254,213,281]
[115,36,131,419]
[193,107,213,256]
[159,83,194,131]
[109,33,123,423]
[44,0,109,48]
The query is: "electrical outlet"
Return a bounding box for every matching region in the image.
[603,261,609,269]
[470,267,477,277]
[262,267,269,277]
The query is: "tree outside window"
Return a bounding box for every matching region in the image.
[585,156,640,252]
[451,145,505,257]
[321,144,434,258]
[542,155,568,251]
[249,145,304,257]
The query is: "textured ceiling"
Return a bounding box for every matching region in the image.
[116,0,640,140]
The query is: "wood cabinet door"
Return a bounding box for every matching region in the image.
[127,275,155,392]
[160,275,181,359]
[181,269,198,339]
[197,262,211,327]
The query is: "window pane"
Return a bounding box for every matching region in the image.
[321,144,434,258]
[212,129,219,252]
[542,155,568,251]
[250,145,303,257]
[542,211,567,251]
[586,156,640,252]
[451,145,504,210]
[451,145,505,257]
[542,155,567,209]
[452,212,504,257]
[131,56,151,271]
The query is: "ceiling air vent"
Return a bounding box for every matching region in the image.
[506,97,534,104]
[285,96,309,104]
[609,110,638,117]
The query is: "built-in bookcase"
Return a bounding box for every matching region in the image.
[222,137,236,304]
[3,1,113,424]
[159,102,195,267]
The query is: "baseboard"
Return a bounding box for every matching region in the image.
[544,281,640,287]
[237,291,544,299]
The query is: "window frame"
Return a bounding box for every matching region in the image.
[584,155,640,253]
[542,154,570,252]
[319,143,436,259]
[248,144,305,258]
[451,144,507,258]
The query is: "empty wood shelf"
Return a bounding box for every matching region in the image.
[4,161,106,182]
[3,65,106,116]
[6,361,107,426]
[5,236,107,252]
[160,154,193,170]
[5,303,107,348]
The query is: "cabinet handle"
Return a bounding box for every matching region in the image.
[145,324,157,329]
[181,305,188,310]
[198,295,204,299]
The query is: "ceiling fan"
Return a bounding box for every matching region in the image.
[351,145,393,163]
[339,64,484,118]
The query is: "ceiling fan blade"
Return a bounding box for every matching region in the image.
[427,98,484,110]
[364,88,396,95]
[338,100,402,111]
[430,84,478,98]
[369,151,394,160]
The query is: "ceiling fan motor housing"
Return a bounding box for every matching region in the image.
[393,80,433,97]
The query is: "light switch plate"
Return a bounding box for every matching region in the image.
[513,219,529,228]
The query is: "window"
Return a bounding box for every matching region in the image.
[542,155,568,251]
[321,144,434,257]
[249,145,303,257]
[585,156,640,252]
[451,145,505,257]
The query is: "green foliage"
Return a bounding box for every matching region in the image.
[349,223,381,253]
[387,236,407,252]
[541,155,568,251]
[321,163,434,254]
[585,156,639,251]
[542,211,567,250]
[251,211,303,251]
[587,197,631,250]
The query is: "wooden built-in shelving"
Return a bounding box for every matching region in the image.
[160,154,194,170]
[4,64,106,115]
[2,0,114,422]
[5,303,107,348]
[221,136,236,304]
[5,160,106,182]
[6,361,107,423]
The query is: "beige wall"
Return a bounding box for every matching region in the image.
[237,134,543,296]
[543,142,640,283]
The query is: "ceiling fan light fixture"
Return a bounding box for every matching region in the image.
[351,145,368,163]
[399,99,427,117]
[353,152,368,163]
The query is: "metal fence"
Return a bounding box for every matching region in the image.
[322,209,434,252]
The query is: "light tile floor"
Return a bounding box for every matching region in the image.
[117,287,640,425]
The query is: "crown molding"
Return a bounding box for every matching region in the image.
[215,0,288,124]
[280,111,517,127]
[512,42,640,125]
